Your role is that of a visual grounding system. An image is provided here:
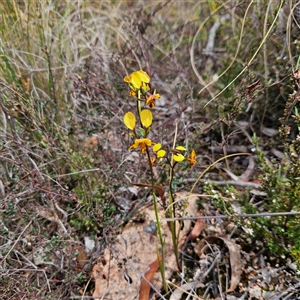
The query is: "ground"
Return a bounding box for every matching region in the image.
[1,1,300,299]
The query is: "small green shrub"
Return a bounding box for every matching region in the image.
[248,75,300,262]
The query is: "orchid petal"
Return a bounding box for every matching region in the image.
[153,143,162,152]
[140,109,153,128]
[176,146,186,151]
[173,153,185,162]
[136,70,150,83]
[130,72,143,89]
[187,149,196,165]
[123,112,136,130]
[157,149,166,158]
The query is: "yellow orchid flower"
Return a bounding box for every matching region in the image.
[172,145,186,162]
[129,138,154,154]
[123,112,136,130]
[153,143,166,158]
[146,93,160,108]
[129,90,137,97]
[175,145,186,151]
[153,143,162,152]
[124,70,150,94]
[136,70,150,83]
[157,149,166,158]
[187,149,196,165]
[150,157,156,165]
[140,109,153,128]
[173,153,185,162]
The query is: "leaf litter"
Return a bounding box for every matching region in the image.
[91,191,244,299]
[91,190,300,299]
[92,192,201,299]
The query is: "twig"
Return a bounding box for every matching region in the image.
[168,253,221,300]
[269,281,300,300]
[0,220,32,266]
[186,178,262,189]
[70,297,98,299]
[161,211,300,222]
[81,276,92,300]
[54,168,101,177]
[13,249,38,269]
[0,268,51,292]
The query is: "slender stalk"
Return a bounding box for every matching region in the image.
[168,164,181,271]
[145,146,167,291]
[161,211,300,222]
[167,121,181,270]
[137,97,142,114]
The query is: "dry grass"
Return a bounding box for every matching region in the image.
[0,0,300,299]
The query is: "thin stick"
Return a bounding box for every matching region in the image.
[186,178,262,189]
[161,211,300,222]
[189,153,251,195]
[0,220,32,266]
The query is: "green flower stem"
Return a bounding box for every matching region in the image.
[136,91,142,131]
[168,164,181,271]
[145,145,167,291]
[167,120,181,270]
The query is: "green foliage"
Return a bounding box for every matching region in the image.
[248,84,300,262]
[69,182,115,233]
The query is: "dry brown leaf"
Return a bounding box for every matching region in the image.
[186,212,205,241]
[139,259,160,300]
[36,207,68,236]
[75,245,88,269]
[92,192,201,299]
[92,203,175,300]
[239,155,255,180]
[92,263,102,298]
[194,236,242,293]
